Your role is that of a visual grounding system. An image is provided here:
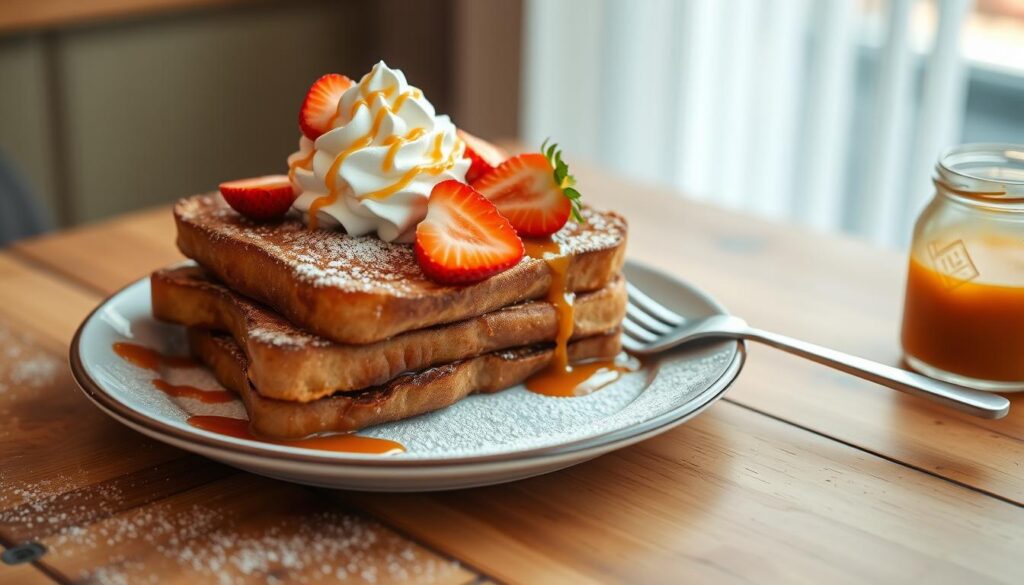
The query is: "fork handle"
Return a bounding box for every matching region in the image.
[741,327,1010,419]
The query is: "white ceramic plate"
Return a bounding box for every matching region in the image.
[70,260,744,491]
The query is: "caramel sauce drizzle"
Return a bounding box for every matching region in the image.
[152,379,234,404]
[113,342,404,453]
[527,360,633,398]
[303,72,460,227]
[391,88,421,112]
[114,343,236,403]
[187,415,405,454]
[287,149,316,186]
[113,342,198,371]
[523,240,575,370]
[306,106,390,230]
[522,240,635,397]
[382,127,428,172]
[360,135,463,201]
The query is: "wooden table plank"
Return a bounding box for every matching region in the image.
[14,167,1024,503]
[13,206,182,296]
[0,562,54,585]
[0,255,215,585]
[0,255,483,584]
[22,474,476,584]
[0,254,101,352]
[0,256,191,507]
[573,170,1024,503]
[344,401,1024,585]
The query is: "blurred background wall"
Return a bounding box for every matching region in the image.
[1,0,1022,249]
[0,0,521,242]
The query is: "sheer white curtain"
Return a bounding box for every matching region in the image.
[521,0,973,247]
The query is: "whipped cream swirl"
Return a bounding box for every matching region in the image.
[288,61,469,243]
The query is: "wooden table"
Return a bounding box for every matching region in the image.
[1,163,1021,584]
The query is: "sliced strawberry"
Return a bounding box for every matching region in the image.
[415,180,524,284]
[470,143,583,237]
[299,73,354,140]
[457,129,509,183]
[219,175,296,221]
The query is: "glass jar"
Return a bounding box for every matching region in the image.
[901,143,1024,392]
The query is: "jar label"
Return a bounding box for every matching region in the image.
[927,240,979,290]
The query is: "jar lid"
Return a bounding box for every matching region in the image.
[936,143,1024,199]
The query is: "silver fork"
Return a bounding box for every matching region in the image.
[622,282,1010,419]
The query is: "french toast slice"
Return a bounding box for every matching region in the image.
[174,194,627,344]
[188,328,622,439]
[153,264,627,401]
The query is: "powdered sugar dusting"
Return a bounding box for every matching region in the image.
[553,207,627,255]
[0,476,133,577]
[247,324,328,349]
[177,195,424,295]
[0,321,61,401]
[158,265,332,350]
[0,473,461,584]
[360,346,733,455]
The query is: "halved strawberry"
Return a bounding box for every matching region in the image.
[299,73,354,140]
[457,129,509,183]
[415,180,524,284]
[219,175,296,221]
[470,142,583,237]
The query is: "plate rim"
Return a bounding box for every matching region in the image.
[69,259,745,469]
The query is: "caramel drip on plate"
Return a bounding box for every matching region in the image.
[523,239,575,370]
[114,342,235,403]
[113,342,198,371]
[522,240,636,397]
[526,360,633,398]
[187,415,405,454]
[152,379,234,404]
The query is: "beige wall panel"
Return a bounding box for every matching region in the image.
[452,0,520,140]
[58,2,369,222]
[0,34,58,224]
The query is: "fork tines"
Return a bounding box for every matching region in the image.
[622,282,685,351]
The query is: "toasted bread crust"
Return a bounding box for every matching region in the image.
[153,265,626,401]
[188,328,622,439]
[174,194,627,344]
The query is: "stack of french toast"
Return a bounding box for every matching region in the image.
[150,62,628,440]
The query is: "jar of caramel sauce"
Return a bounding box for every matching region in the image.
[901,144,1024,392]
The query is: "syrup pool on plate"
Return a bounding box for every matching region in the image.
[113,342,406,455]
[525,356,639,398]
[152,379,234,404]
[113,342,198,370]
[187,415,405,455]
[114,342,235,404]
